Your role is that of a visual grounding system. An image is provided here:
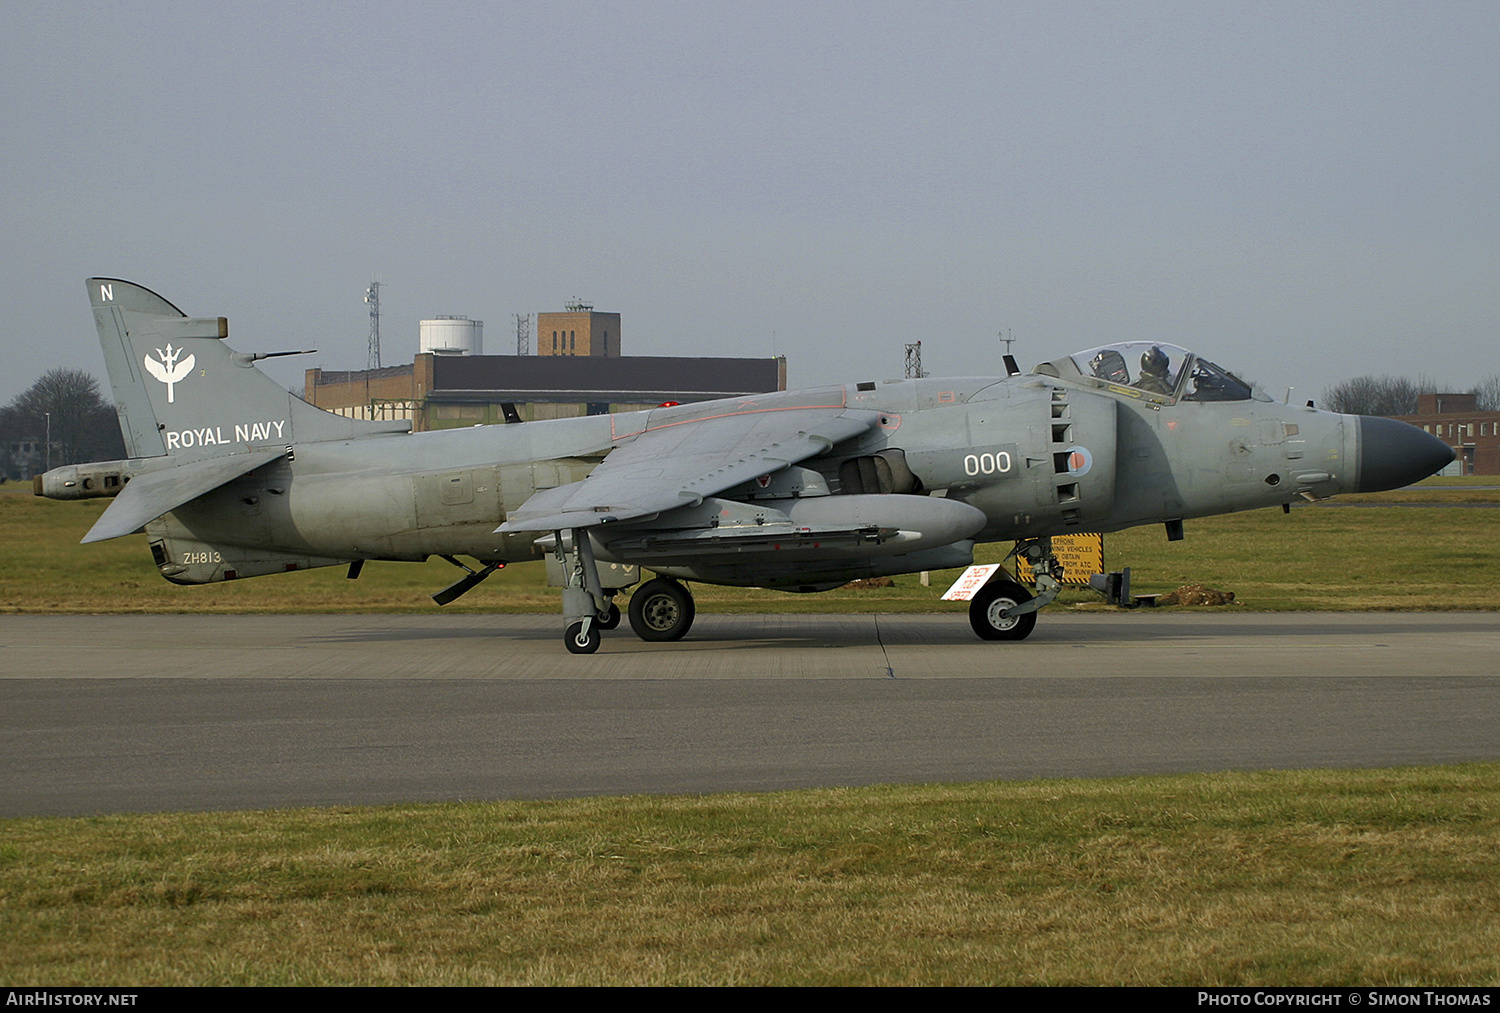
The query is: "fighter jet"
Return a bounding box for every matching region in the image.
[37,279,1453,653]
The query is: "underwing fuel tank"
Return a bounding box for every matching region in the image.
[594,493,987,563]
[781,494,987,553]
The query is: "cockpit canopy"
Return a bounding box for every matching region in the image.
[1040,341,1264,402]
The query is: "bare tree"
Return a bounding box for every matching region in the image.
[1469,374,1500,412]
[1,369,125,468]
[1320,374,1442,416]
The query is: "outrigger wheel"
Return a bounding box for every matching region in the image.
[628,577,696,641]
[565,619,601,654]
[596,600,621,630]
[555,527,614,654]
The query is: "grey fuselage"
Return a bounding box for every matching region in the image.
[87,368,1373,589]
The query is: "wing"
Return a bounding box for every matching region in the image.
[496,406,881,533]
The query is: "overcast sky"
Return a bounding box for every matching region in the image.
[3,1,1496,408]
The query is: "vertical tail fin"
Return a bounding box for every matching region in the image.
[87,279,409,460]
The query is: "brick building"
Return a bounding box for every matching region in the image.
[1393,393,1500,475]
[537,303,620,357]
[307,305,785,431]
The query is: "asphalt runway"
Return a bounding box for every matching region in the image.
[3,611,1498,817]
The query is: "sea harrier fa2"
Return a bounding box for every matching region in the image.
[37,279,1453,653]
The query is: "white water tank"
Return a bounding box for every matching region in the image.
[419,316,483,356]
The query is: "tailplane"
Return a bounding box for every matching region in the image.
[87,278,408,460]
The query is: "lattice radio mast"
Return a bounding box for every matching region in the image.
[365,279,382,369]
[515,313,532,356]
[904,340,925,379]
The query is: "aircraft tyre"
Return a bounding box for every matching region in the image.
[596,601,621,630]
[969,581,1037,641]
[628,578,695,641]
[565,620,601,654]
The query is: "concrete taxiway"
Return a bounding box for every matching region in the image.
[2,612,1497,816]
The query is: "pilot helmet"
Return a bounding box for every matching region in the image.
[1141,345,1169,377]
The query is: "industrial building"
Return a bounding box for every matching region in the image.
[1394,393,1500,476]
[307,305,785,431]
[537,303,620,357]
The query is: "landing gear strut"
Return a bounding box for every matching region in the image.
[628,577,695,641]
[554,528,614,655]
[969,536,1064,642]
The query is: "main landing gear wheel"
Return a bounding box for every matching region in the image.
[596,601,621,630]
[969,581,1037,641]
[565,620,601,654]
[628,578,695,642]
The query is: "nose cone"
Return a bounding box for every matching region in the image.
[1356,416,1455,492]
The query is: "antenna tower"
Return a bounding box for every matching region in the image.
[904,340,924,379]
[999,329,1015,356]
[365,279,382,369]
[515,313,532,356]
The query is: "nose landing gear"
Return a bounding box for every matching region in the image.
[968,536,1064,642]
[969,580,1037,640]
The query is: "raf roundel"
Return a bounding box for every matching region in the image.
[1065,446,1093,477]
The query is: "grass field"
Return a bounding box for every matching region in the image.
[3,477,1498,614]
[2,765,1497,986]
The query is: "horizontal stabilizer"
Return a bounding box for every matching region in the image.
[83,449,286,543]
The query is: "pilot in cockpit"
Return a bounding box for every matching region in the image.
[1137,346,1174,394]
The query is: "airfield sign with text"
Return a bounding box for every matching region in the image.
[942,565,1008,601]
